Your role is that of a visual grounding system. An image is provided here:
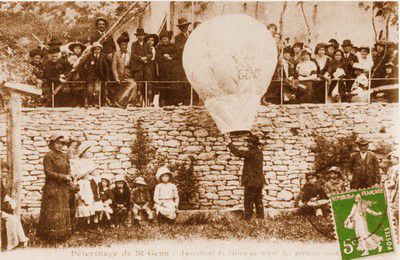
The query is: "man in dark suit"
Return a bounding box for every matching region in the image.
[227,133,266,220]
[350,139,380,189]
[129,28,152,105]
[342,39,359,78]
[89,17,116,57]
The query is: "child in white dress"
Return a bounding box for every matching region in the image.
[154,167,179,223]
[73,142,97,226]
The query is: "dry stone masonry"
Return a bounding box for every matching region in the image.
[0,103,398,217]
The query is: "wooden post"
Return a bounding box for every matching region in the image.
[6,92,22,216]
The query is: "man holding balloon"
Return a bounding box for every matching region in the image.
[226,133,266,220]
[183,14,277,220]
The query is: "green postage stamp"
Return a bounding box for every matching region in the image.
[330,187,396,260]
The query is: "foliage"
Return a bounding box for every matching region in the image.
[129,118,156,189]
[311,133,393,180]
[169,157,198,210]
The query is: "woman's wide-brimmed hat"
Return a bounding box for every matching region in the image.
[68,41,86,52]
[114,174,127,183]
[342,39,353,47]
[77,141,95,157]
[135,28,147,36]
[91,42,103,49]
[301,47,313,55]
[95,17,109,27]
[134,176,147,185]
[29,48,44,58]
[48,132,65,142]
[358,46,370,53]
[314,43,327,54]
[374,40,386,48]
[101,173,114,182]
[159,30,173,40]
[177,17,191,27]
[117,32,130,45]
[156,166,173,180]
[144,34,159,46]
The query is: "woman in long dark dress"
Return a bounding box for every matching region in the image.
[38,133,73,242]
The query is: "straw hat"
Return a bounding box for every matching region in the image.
[156,166,172,180]
[91,42,103,49]
[77,141,95,157]
[101,173,114,182]
[134,176,147,185]
[68,41,86,52]
[114,174,126,183]
[328,166,341,173]
[48,133,64,142]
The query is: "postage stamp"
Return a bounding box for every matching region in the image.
[330,187,396,260]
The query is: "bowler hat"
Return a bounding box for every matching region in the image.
[177,17,191,27]
[356,138,369,146]
[135,28,147,36]
[47,46,60,54]
[342,39,353,47]
[159,30,173,40]
[144,34,159,47]
[48,38,63,47]
[68,41,86,52]
[29,48,44,58]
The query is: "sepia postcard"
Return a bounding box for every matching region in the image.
[0,1,398,259]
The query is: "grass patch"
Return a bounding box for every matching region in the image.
[24,212,333,248]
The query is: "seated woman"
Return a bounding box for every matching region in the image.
[295,48,318,103]
[298,174,329,217]
[1,182,29,251]
[326,49,348,103]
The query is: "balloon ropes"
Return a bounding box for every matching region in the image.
[183,14,278,134]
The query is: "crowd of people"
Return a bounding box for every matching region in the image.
[28,17,195,108]
[27,18,399,108]
[297,138,398,221]
[266,23,399,104]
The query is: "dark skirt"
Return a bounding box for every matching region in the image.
[38,181,72,242]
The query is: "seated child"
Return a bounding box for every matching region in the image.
[298,174,329,217]
[349,63,369,103]
[99,173,114,226]
[324,166,346,196]
[111,175,131,226]
[130,176,153,225]
[1,182,29,251]
[154,167,179,223]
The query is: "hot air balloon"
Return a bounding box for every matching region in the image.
[183,14,278,134]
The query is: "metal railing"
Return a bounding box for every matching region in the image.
[48,76,398,108]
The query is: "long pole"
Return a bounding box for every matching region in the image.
[7,92,22,216]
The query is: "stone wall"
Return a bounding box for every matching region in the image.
[0,103,398,216]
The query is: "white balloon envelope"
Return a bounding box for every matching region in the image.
[183,14,278,134]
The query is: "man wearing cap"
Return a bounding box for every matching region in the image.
[226,133,266,220]
[84,42,110,107]
[42,46,72,106]
[89,17,116,57]
[350,139,380,189]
